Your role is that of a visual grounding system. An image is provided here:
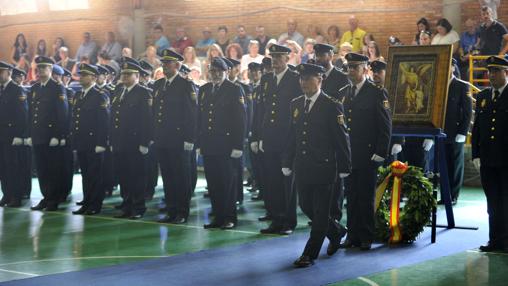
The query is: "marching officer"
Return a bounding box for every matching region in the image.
[314,43,351,224]
[0,61,28,207]
[283,63,351,267]
[153,49,197,224]
[472,56,508,253]
[340,53,392,250]
[198,57,246,230]
[110,59,153,219]
[71,64,110,215]
[443,59,473,204]
[255,44,302,235]
[28,56,69,211]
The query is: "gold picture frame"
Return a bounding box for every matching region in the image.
[385,45,453,129]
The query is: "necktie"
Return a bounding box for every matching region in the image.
[494,89,500,101]
[351,85,357,98]
[304,99,312,113]
[119,87,127,102]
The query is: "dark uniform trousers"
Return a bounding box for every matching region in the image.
[71,87,110,211]
[144,146,158,200]
[0,81,28,204]
[58,87,75,202]
[472,87,508,248]
[197,80,246,225]
[249,84,266,199]
[152,75,197,216]
[190,149,198,194]
[444,77,473,200]
[29,79,68,208]
[258,69,302,230]
[19,145,32,198]
[110,84,153,215]
[341,81,392,244]
[284,93,351,259]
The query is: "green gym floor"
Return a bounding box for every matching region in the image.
[0,175,507,285]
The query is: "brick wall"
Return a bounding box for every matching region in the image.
[461,0,508,30]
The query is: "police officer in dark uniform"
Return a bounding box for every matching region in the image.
[283,63,351,267]
[110,60,153,219]
[248,62,265,201]
[198,57,246,230]
[95,65,111,92]
[0,61,28,207]
[71,64,110,215]
[152,49,197,224]
[314,43,351,223]
[257,44,302,235]
[340,53,392,250]
[104,65,117,92]
[441,59,473,204]
[262,57,273,75]
[226,57,252,205]
[12,67,33,200]
[28,56,69,211]
[472,56,508,253]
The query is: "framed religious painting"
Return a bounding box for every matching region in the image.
[385,45,453,129]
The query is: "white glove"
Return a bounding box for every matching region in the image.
[282,168,292,176]
[339,173,350,178]
[60,139,66,146]
[110,146,113,152]
[196,148,201,156]
[230,149,243,158]
[422,139,434,151]
[259,140,264,152]
[139,145,149,155]
[455,134,466,143]
[12,137,23,146]
[184,142,194,151]
[49,138,59,147]
[371,154,385,162]
[473,158,481,170]
[250,142,259,153]
[25,138,32,146]
[95,146,106,153]
[391,144,402,155]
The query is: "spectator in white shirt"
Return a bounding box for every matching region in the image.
[240,40,264,81]
[431,18,460,54]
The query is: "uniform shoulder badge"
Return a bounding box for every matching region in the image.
[147,97,153,106]
[239,95,245,105]
[190,91,197,101]
[383,99,390,109]
[59,94,66,101]
[480,98,486,108]
[337,114,345,126]
[18,95,27,101]
[293,108,299,119]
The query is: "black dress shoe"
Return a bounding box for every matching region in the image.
[76,201,84,206]
[129,214,143,220]
[260,225,281,234]
[114,212,131,218]
[171,215,187,224]
[360,242,372,250]
[279,227,294,235]
[72,207,88,215]
[0,197,9,206]
[293,255,314,268]
[204,221,221,229]
[203,192,210,198]
[479,243,501,252]
[258,215,272,222]
[114,203,124,210]
[221,222,236,229]
[327,242,341,256]
[30,201,46,211]
[340,239,359,249]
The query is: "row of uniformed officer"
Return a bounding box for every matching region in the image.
[0,61,29,207]
[152,49,197,224]
[197,57,246,230]
[283,63,351,267]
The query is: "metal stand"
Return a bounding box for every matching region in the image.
[393,127,478,244]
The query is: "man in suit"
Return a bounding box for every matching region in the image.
[0,61,28,207]
[71,64,110,215]
[153,49,197,224]
[256,44,302,235]
[197,57,246,230]
[315,43,351,223]
[442,60,473,204]
[472,55,508,253]
[28,56,69,211]
[284,63,351,267]
[339,53,392,250]
[110,60,153,219]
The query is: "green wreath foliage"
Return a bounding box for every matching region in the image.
[375,165,436,243]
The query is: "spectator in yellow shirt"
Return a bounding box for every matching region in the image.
[340,15,367,52]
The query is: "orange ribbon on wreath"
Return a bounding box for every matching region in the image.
[375,161,409,243]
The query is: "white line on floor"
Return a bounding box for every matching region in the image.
[467,249,508,256]
[357,276,380,286]
[0,256,170,267]
[0,268,38,277]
